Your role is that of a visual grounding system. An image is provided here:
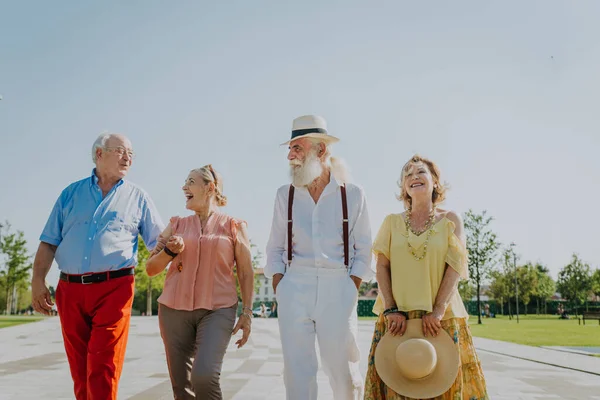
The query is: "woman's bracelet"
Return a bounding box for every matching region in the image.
[242,306,253,314]
[240,312,253,320]
[383,307,408,319]
[383,307,398,316]
[163,246,178,258]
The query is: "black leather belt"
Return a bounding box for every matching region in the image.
[60,268,134,284]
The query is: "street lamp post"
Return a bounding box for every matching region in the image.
[511,242,519,323]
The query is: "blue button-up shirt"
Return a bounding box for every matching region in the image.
[40,170,165,274]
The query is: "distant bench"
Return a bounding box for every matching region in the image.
[580,311,600,325]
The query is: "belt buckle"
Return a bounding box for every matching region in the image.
[81,273,95,284]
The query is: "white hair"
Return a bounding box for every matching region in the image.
[329,155,351,184]
[289,148,323,187]
[307,138,352,184]
[91,132,113,164]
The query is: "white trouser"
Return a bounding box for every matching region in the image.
[276,265,362,400]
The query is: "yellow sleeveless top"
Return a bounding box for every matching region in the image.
[372,213,469,320]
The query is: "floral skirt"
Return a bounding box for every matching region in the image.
[364,312,489,400]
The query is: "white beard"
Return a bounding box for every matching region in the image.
[289,150,323,187]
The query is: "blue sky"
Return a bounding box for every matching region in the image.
[1,1,599,285]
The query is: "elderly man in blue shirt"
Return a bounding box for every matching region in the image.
[31,132,164,400]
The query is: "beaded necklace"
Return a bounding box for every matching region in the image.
[404,207,437,261]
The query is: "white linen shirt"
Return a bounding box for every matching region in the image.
[265,178,373,281]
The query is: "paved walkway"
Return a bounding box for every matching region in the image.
[474,337,600,376]
[1,317,600,399]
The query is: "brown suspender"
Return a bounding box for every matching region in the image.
[341,185,349,268]
[286,184,349,269]
[287,185,295,267]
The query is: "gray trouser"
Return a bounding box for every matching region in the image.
[158,303,236,400]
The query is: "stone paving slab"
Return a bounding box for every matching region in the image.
[473,336,600,376]
[1,317,600,399]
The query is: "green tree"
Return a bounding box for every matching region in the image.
[499,248,517,319]
[533,264,555,314]
[464,210,499,324]
[234,241,263,301]
[557,254,592,315]
[458,280,474,301]
[133,238,166,315]
[16,283,32,312]
[359,281,378,297]
[487,269,510,316]
[592,269,600,299]
[516,263,538,314]
[0,223,32,315]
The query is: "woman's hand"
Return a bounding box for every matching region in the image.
[232,313,252,348]
[422,307,444,337]
[166,235,185,254]
[385,312,407,336]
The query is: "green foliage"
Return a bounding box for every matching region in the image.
[516,263,539,308]
[488,269,510,304]
[489,251,556,316]
[464,210,500,324]
[591,269,600,298]
[0,222,32,314]
[533,264,556,313]
[557,254,592,310]
[359,281,378,296]
[458,280,474,301]
[133,237,166,315]
[234,242,263,300]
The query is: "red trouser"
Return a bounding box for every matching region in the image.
[56,273,134,400]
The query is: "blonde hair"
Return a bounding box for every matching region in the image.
[190,164,228,207]
[397,154,447,209]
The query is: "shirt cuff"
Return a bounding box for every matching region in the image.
[263,263,286,279]
[39,235,61,247]
[350,263,374,281]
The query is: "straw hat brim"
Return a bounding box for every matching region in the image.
[280,133,340,146]
[374,319,460,398]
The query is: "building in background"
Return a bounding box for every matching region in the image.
[254,268,276,303]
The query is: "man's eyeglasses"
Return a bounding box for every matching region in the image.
[104,147,135,159]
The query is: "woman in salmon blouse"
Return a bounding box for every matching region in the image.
[364,155,488,399]
[146,164,254,400]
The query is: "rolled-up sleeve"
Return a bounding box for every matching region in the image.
[39,192,65,247]
[372,214,391,260]
[264,187,287,279]
[140,194,165,251]
[349,189,374,281]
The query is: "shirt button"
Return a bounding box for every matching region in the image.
[84,257,88,260]
[88,238,92,240]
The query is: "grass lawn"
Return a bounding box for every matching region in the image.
[358,316,378,321]
[0,315,45,329]
[359,314,600,347]
[468,314,600,347]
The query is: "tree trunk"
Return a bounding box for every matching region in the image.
[146,277,152,316]
[500,298,504,316]
[5,285,11,315]
[477,279,482,325]
[508,299,512,320]
[12,285,18,314]
[536,298,540,315]
[544,298,547,315]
